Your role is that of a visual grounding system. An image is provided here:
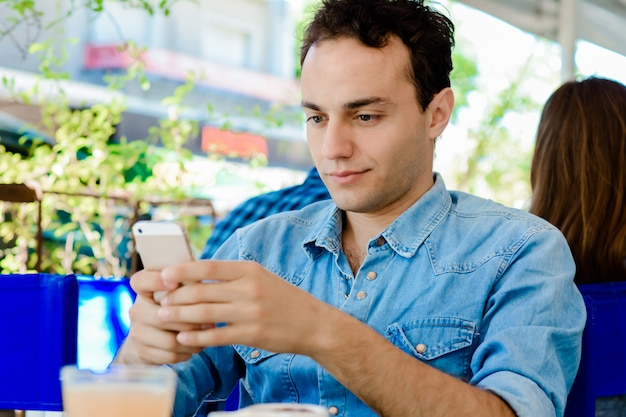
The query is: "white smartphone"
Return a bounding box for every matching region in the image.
[132,220,195,270]
[131,220,195,302]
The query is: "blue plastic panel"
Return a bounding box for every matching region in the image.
[76,275,135,370]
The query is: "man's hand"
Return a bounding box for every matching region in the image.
[156,260,337,357]
[114,268,205,365]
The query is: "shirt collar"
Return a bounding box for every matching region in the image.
[303,173,452,259]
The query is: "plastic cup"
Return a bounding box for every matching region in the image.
[60,365,177,417]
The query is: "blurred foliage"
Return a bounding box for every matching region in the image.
[0,22,212,277]
[449,38,479,123]
[455,60,541,208]
[293,0,320,79]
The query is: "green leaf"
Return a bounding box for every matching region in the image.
[92,0,104,12]
[27,42,48,54]
[140,75,151,91]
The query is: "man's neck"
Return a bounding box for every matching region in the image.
[341,211,397,274]
[339,173,436,271]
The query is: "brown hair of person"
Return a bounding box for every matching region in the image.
[529,77,626,284]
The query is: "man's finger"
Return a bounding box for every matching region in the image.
[161,260,259,285]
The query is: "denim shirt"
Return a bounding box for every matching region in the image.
[172,174,585,417]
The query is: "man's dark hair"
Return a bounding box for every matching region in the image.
[300,0,454,111]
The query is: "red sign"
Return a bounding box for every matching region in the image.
[84,44,139,69]
[201,126,268,158]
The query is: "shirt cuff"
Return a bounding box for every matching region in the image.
[476,371,558,417]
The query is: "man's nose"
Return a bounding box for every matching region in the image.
[321,119,354,160]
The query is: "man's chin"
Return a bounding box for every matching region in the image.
[332,198,373,214]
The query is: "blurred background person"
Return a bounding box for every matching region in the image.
[529,76,626,417]
[529,76,626,285]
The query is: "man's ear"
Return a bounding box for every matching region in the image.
[427,87,454,139]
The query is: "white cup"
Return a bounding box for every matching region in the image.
[209,403,330,416]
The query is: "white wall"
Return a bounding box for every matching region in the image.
[84,0,296,78]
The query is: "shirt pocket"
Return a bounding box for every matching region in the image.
[385,317,478,382]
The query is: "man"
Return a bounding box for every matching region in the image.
[116,1,585,416]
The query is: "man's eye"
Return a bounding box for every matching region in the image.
[357,114,378,122]
[307,115,324,124]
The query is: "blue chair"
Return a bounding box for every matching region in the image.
[0,273,78,411]
[565,281,626,417]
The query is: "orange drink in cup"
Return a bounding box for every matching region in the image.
[60,365,177,417]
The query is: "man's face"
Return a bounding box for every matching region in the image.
[301,36,444,217]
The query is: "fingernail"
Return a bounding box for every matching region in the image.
[177,331,191,344]
[161,268,174,282]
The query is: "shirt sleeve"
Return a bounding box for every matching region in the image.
[170,342,243,417]
[470,227,586,417]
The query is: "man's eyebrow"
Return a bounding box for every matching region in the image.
[301,100,321,110]
[301,97,391,111]
[343,97,390,110]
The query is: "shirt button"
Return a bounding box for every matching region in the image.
[375,236,385,246]
[415,343,427,353]
[344,293,349,299]
[356,291,367,300]
[328,406,339,415]
[250,350,260,359]
[366,271,377,280]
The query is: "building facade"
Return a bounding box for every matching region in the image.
[0,0,312,170]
